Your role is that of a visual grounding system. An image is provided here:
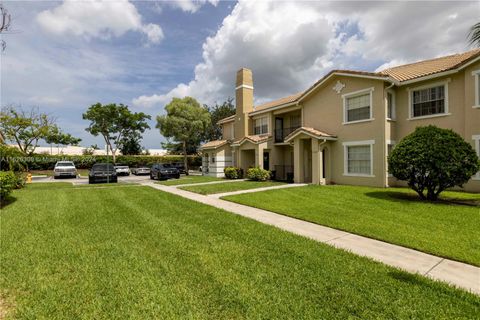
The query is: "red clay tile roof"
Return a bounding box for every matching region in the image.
[232,134,271,145]
[284,127,336,142]
[200,140,228,150]
[253,92,303,112]
[379,49,480,82]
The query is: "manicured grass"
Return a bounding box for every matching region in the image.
[157,174,224,186]
[180,180,285,195]
[224,185,480,266]
[1,183,478,318]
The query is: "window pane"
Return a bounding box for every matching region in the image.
[347,145,371,174]
[412,85,445,117]
[387,92,393,119]
[346,93,370,121]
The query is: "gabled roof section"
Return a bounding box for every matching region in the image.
[231,134,271,146]
[243,49,480,116]
[200,140,229,150]
[253,92,303,112]
[284,127,336,143]
[379,49,480,82]
[217,114,235,125]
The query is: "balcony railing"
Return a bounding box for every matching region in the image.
[274,126,300,142]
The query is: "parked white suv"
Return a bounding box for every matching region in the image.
[53,161,77,179]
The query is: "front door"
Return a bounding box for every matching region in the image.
[263,151,270,171]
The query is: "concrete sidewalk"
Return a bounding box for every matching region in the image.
[209,183,307,198]
[168,179,247,188]
[141,182,480,295]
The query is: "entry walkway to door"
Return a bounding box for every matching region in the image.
[141,181,480,295]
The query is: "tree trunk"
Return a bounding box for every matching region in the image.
[183,140,189,176]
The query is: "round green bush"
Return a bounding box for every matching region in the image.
[224,166,243,179]
[388,125,479,200]
[246,167,271,181]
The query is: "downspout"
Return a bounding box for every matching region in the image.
[383,80,396,187]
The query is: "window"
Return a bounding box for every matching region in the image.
[473,135,480,180]
[387,91,395,119]
[254,117,268,134]
[410,84,448,118]
[343,140,374,176]
[386,141,396,177]
[343,88,374,123]
[290,115,301,128]
[473,70,480,108]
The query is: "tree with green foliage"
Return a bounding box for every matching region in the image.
[156,97,211,174]
[0,106,56,155]
[45,125,82,154]
[82,103,151,163]
[118,132,143,155]
[388,125,479,201]
[204,98,235,141]
[468,22,480,47]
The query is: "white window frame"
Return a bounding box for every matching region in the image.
[472,70,480,108]
[386,90,396,120]
[342,140,375,177]
[473,135,480,180]
[342,87,375,125]
[254,116,268,135]
[407,79,451,120]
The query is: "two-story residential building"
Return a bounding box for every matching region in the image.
[200,49,480,192]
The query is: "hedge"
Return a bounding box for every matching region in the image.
[246,167,271,181]
[0,154,202,171]
[224,166,243,179]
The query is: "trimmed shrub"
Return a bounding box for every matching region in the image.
[246,167,271,181]
[0,171,17,200]
[389,125,479,201]
[224,166,243,179]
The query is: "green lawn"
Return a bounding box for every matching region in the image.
[157,175,224,186]
[1,183,478,318]
[180,180,285,195]
[224,185,480,266]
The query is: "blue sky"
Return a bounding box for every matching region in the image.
[2,1,478,149]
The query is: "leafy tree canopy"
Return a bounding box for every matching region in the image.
[156,97,211,173]
[388,125,479,200]
[82,103,151,163]
[203,98,235,141]
[0,106,56,155]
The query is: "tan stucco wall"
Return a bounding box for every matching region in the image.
[222,122,234,140]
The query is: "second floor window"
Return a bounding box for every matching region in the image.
[412,85,445,117]
[254,117,268,135]
[387,91,395,119]
[346,93,371,122]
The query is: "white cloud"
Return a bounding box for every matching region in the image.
[167,0,219,13]
[133,0,478,109]
[37,0,163,43]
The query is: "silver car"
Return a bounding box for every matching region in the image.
[53,161,77,179]
[114,165,130,176]
[131,166,150,175]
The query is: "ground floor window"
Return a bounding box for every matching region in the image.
[343,140,374,176]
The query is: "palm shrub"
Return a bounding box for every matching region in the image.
[246,167,271,181]
[388,125,479,200]
[224,166,243,179]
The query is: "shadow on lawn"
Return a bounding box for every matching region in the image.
[365,191,479,207]
[0,197,17,209]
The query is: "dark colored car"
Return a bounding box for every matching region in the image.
[150,163,180,180]
[171,162,186,174]
[89,163,118,184]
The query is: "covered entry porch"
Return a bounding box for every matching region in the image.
[285,127,337,184]
[231,134,271,175]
